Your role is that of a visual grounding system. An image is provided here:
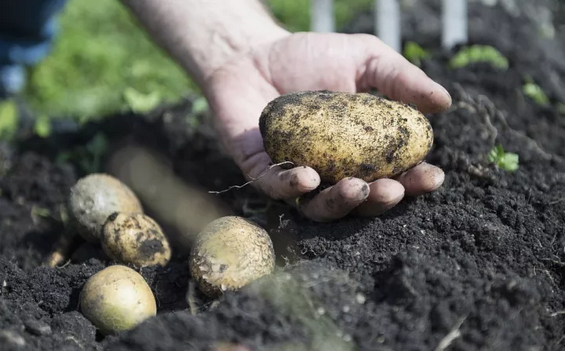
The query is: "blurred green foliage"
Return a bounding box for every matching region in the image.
[34,115,52,138]
[449,45,509,70]
[0,100,18,140]
[20,0,373,122]
[268,0,373,32]
[23,0,196,121]
[56,132,109,173]
[522,76,549,106]
[403,41,431,67]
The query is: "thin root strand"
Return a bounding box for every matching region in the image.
[209,161,295,194]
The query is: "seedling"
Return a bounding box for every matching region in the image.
[522,76,549,106]
[449,45,509,70]
[403,41,431,67]
[123,87,162,114]
[488,144,519,172]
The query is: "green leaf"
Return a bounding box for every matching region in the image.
[449,45,509,70]
[522,82,549,105]
[31,206,51,218]
[85,132,108,155]
[403,41,431,67]
[0,100,18,140]
[123,87,162,114]
[500,153,519,172]
[488,144,519,172]
[83,133,109,173]
[191,96,209,115]
[34,115,52,138]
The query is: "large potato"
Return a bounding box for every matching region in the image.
[189,216,275,297]
[259,91,434,184]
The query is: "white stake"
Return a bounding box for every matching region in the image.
[375,0,401,53]
[310,0,335,32]
[442,0,468,50]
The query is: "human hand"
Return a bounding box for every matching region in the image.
[204,32,451,222]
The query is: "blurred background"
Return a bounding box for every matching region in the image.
[0,0,562,135]
[0,0,372,125]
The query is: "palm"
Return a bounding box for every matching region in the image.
[205,32,451,221]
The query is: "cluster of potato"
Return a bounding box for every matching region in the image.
[70,90,434,335]
[69,174,276,335]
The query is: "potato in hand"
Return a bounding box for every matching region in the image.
[259,91,434,184]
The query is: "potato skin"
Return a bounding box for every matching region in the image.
[101,213,171,267]
[259,91,434,184]
[80,265,156,335]
[69,174,143,243]
[189,216,275,297]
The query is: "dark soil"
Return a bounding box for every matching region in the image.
[0,1,564,351]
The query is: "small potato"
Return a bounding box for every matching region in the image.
[101,212,171,267]
[69,174,143,243]
[80,265,156,335]
[189,216,275,297]
[259,91,434,184]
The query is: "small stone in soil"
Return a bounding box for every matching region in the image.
[24,319,52,336]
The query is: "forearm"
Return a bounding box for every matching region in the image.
[120,0,289,87]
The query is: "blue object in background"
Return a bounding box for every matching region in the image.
[0,0,67,96]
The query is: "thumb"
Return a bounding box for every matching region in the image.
[355,34,452,114]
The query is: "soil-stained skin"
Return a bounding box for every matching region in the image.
[101,212,171,267]
[68,174,143,243]
[189,216,276,297]
[259,91,434,184]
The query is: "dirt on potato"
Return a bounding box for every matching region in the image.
[0,1,564,351]
[259,91,434,183]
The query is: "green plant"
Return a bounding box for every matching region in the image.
[123,87,162,114]
[23,0,195,120]
[34,115,52,138]
[403,41,430,66]
[488,144,519,172]
[449,45,509,70]
[56,132,109,173]
[522,76,549,106]
[0,100,18,141]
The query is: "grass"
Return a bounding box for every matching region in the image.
[23,0,195,121]
[20,0,373,122]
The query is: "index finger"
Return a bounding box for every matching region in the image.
[354,34,452,114]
